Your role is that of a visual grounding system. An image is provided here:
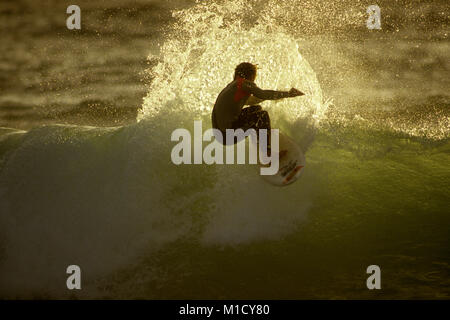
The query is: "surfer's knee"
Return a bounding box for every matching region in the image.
[247,105,262,112]
[260,110,271,124]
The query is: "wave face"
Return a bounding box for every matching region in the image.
[0,112,315,298]
[0,0,449,298]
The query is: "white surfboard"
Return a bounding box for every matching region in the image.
[260,132,305,186]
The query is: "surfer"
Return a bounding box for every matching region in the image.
[211,62,304,156]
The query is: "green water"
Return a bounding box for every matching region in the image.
[100,123,449,299]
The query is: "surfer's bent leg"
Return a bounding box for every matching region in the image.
[232,105,272,153]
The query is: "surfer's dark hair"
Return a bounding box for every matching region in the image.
[234,62,257,80]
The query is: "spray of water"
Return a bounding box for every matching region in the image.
[138,0,329,127]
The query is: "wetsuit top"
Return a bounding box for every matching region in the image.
[212,77,292,132]
[211,77,251,132]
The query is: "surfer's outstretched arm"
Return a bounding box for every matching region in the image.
[243,80,304,101]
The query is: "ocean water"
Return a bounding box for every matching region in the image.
[0,0,449,298]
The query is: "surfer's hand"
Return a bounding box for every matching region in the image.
[289,88,304,97]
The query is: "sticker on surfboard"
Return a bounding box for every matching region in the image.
[259,132,305,186]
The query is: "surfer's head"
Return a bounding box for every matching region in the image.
[234,62,257,81]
